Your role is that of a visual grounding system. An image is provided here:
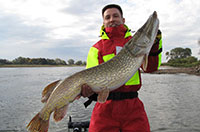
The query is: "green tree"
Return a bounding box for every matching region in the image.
[0,59,12,64]
[185,56,198,63]
[168,47,192,60]
[185,48,192,57]
[12,57,30,64]
[165,51,170,60]
[46,59,56,65]
[55,58,67,65]
[82,61,86,65]
[39,58,48,65]
[68,59,74,65]
[29,58,40,64]
[75,60,82,65]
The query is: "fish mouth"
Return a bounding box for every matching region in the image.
[152,11,157,19]
[139,11,159,44]
[148,11,159,38]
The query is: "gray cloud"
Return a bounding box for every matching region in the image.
[31,36,94,61]
[0,12,49,42]
[0,11,53,60]
[0,9,96,61]
[61,0,106,16]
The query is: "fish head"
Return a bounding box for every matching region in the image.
[125,11,159,56]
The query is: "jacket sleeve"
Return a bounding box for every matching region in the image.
[86,47,99,69]
[143,29,162,73]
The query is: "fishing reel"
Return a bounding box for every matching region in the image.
[68,116,90,132]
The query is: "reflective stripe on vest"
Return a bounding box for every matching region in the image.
[125,70,140,85]
[103,53,115,62]
[86,47,99,69]
[157,34,162,69]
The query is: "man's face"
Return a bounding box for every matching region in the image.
[103,8,125,28]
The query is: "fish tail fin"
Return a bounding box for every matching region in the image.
[26,113,49,132]
[53,105,68,122]
[41,79,61,103]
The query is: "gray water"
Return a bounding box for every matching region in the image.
[0,67,199,132]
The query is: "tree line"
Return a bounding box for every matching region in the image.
[165,47,200,67]
[0,57,86,66]
[1,47,199,67]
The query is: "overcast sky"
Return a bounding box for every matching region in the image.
[0,0,200,62]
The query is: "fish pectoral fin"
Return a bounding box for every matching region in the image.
[97,87,109,103]
[142,54,148,71]
[53,105,68,122]
[41,79,61,103]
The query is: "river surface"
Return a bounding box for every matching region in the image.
[0,67,199,132]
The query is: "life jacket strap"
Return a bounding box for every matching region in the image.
[84,92,138,108]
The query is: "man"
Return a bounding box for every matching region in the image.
[81,4,162,132]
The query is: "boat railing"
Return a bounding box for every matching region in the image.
[68,116,90,132]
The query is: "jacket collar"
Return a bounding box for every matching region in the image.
[100,24,132,40]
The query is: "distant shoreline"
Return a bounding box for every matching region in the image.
[0,64,85,68]
[1,65,199,76]
[151,66,200,76]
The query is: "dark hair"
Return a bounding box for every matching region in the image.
[102,4,123,17]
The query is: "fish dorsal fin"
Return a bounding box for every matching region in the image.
[97,87,109,103]
[53,105,68,122]
[41,80,61,103]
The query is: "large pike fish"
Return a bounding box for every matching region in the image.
[27,11,159,132]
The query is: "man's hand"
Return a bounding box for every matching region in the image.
[81,84,94,97]
[154,29,161,44]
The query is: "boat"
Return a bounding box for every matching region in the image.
[68,116,90,132]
